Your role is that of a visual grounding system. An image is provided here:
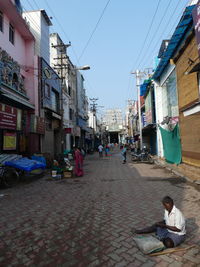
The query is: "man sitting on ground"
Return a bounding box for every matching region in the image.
[135,196,186,248]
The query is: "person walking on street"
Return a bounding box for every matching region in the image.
[98,144,103,157]
[105,144,109,157]
[74,147,84,177]
[121,145,127,164]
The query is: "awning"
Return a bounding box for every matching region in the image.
[142,123,156,132]
[1,92,35,109]
[153,5,195,80]
[140,79,152,96]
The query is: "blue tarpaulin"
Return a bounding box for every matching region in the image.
[5,157,46,172]
[140,80,151,96]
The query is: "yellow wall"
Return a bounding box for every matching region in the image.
[175,35,200,167]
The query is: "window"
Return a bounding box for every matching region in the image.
[52,89,59,113]
[69,108,73,121]
[0,11,3,32]
[68,85,71,96]
[9,24,15,44]
[45,83,50,98]
[162,70,178,118]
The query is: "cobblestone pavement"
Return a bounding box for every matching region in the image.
[0,149,200,267]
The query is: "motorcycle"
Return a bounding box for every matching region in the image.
[131,147,154,164]
[0,164,19,187]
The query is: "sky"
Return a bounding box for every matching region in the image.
[21,0,191,114]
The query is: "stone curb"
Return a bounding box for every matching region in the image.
[153,159,200,185]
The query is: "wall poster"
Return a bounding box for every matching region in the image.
[3,131,17,150]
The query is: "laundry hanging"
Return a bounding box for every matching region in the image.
[159,124,182,164]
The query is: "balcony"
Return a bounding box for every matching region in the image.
[0,0,34,40]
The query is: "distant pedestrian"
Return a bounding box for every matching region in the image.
[98,144,103,157]
[111,143,114,151]
[121,145,127,164]
[74,147,84,177]
[105,144,109,156]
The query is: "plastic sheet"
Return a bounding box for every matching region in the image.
[5,157,46,172]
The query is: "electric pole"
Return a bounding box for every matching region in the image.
[52,42,71,154]
[131,70,145,151]
[90,98,98,149]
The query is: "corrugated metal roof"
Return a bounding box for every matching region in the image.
[140,79,151,96]
[153,5,195,80]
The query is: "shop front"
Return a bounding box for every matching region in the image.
[0,103,27,154]
[41,109,61,157]
[0,102,46,155]
[74,126,81,148]
[77,117,88,149]
[0,46,38,155]
[29,114,45,154]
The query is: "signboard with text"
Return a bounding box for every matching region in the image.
[0,104,17,130]
[3,131,17,150]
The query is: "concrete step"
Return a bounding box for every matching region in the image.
[154,157,200,182]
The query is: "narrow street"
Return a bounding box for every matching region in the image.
[0,149,200,267]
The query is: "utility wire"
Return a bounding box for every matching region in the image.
[31,0,59,34]
[42,0,94,96]
[133,0,162,68]
[43,0,80,64]
[23,0,50,40]
[78,0,111,61]
[140,1,189,69]
[137,0,173,69]
[168,1,189,36]
[22,0,52,57]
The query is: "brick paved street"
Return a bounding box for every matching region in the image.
[0,149,200,267]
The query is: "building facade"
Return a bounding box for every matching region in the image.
[173,29,200,167]
[0,0,40,155]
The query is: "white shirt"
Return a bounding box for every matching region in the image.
[164,205,186,235]
[98,145,103,152]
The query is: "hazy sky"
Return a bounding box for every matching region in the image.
[21,0,190,114]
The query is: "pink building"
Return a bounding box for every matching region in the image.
[0,0,44,155]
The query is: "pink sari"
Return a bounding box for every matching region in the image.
[74,150,84,177]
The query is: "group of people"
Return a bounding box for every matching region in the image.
[98,143,115,157]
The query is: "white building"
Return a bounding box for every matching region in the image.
[125,100,138,140]
[22,9,52,64]
[103,109,123,131]
[49,33,76,150]
[88,110,97,132]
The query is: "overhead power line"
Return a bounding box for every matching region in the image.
[43,0,80,64]
[140,1,189,69]
[78,0,112,61]
[41,0,95,96]
[137,0,173,69]
[133,0,162,68]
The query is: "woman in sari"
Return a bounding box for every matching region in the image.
[74,147,84,177]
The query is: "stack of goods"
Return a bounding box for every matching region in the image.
[63,157,73,178]
[51,160,62,179]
